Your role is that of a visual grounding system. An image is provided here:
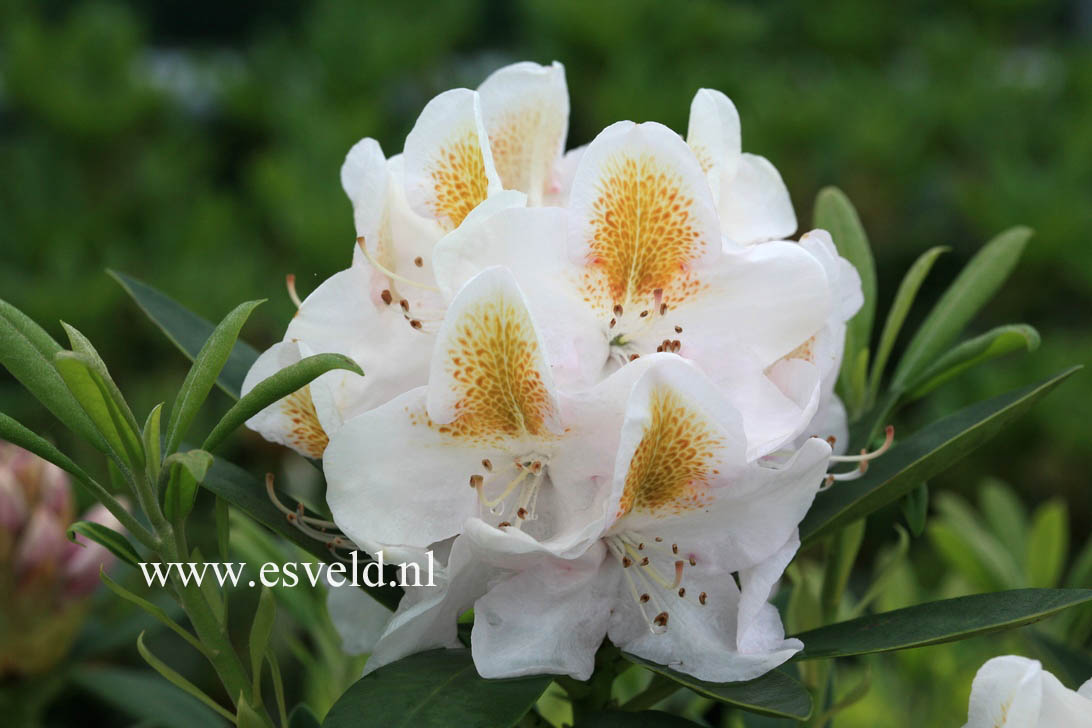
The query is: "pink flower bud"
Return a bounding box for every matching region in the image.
[13,509,68,585]
[63,501,127,599]
[0,469,27,532]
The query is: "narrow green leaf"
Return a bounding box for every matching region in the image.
[289,705,322,728]
[821,519,865,619]
[574,711,701,727]
[191,548,227,625]
[143,403,164,483]
[164,449,214,485]
[867,246,948,404]
[165,300,264,456]
[136,632,237,722]
[623,654,812,721]
[71,666,230,728]
[216,496,231,562]
[99,568,207,656]
[61,322,142,439]
[928,522,1009,592]
[55,350,144,469]
[1026,499,1068,588]
[892,226,1031,389]
[203,353,362,452]
[250,587,277,699]
[164,451,212,522]
[904,324,1040,400]
[267,653,289,728]
[850,525,911,618]
[979,478,1029,562]
[800,366,1079,544]
[791,588,1092,660]
[0,299,106,449]
[109,270,261,399]
[813,187,876,411]
[201,456,401,609]
[322,648,551,728]
[0,411,157,549]
[901,483,929,537]
[67,520,142,568]
[237,695,270,728]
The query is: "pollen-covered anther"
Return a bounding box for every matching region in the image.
[609,317,617,328]
[688,556,696,567]
[469,474,484,489]
[629,353,640,361]
[827,435,837,447]
[400,299,410,312]
[481,458,493,471]
[678,587,686,597]
[639,310,649,318]
[497,521,511,528]
[640,556,650,566]
[413,256,424,267]
[653,612,669,628]
[639,593,650,603]
[613,304,624,317]
[698,591,707,605]
[517,507,529,520]
[622,556,634,568]
[674,325,683,334]
[409,319,423,330]
[671,543,679,554]
[380,289,393,305]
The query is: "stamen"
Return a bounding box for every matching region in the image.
[829,426,894,463]
[285,274,302,309]
[357,237,440,292]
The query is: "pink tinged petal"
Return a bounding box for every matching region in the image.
[471,543,615,680]
[686,88,742,202]
[63,502,126,598]
[403,89,502,231]
[965,656,1044,728]
[567,121,722,317]
[0,469,28,533]
[719,153,797,245]
[14,509,67,583]
[477,61,569,205]
[543,144,585,207]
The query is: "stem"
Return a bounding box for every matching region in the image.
[77,472,158,550]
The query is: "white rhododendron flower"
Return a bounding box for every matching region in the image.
[244,59,867,685]
[964,655,1092,728]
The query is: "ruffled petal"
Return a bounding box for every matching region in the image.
[965,656,1044,728]
[719,153,796,245]
[686,88,741,202]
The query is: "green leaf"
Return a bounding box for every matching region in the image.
[979,478,1029,562]
[800,366,1079,544]
[574,711,701,727]
[99,568,207,656]
[791,588,1092,660]
[622,655,812,721]
[1026,499,1069,588]
[165,299,263,455]
[0,299,106,449]
[61,322,143,439]
[54,350,145,469]
[813,187,877,414]
[932,492,1023,589]
[905,324,1040,400]
[289,705,322,728]
[71,666,230,728]
[892,226,1030,389]
[900,483,929,537]
[67,520,142,568]
[136,631,237,722]
[143,403,164,483]
[216,496,231,562]
[820,519,865,619]
[164,450,214,522]
[203,352,362,452]
[201,456,401,609]
[109,270,261,399]
[850,525,911,618]
[250,587,277,699]
[867,246,948,405]
[237,695,271,728]
[322,648,551,728]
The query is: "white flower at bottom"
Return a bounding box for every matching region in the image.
[964,655,1092,728]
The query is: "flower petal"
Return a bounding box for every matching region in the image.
[470,541,615,680]
[568,121,722,317]
[326,579,396,655]
[544,144,586,207]
[341,137,390,245]
[477,61,569,205]
[965,656,1044,728]
[403,89,501,231]
[425,266,562,439]
[719,153,796,244]
[686,88,741,202]
[242,341,332,458]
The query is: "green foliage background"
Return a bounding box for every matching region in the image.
[1,0,1089,725]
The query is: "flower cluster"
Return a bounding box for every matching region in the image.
[0,442,123,676]
[244,61,868,682]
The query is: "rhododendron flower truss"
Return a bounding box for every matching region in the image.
[368,358,833,682]
[323,266,647,558]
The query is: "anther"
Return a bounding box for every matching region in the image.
[609,317,616,328]
[827,435,837,447]
[671,543,679,554]
[655,537,663,542]
[409,319,423,329]
[660,303,668,315]
[481,458,492,471]
[400,299,410,312]
[414,256,423,267]
[613,304,624,316]
[688,556,696,567]
[629,353,640,361]
[469,474,484,489]
[517,507,528,520]
[639,310,649,318]
[640,557,649,566]
[674,325,683,334]
[622,557,633,568]
[639,593,650,603]
[653,612,669,628]
[497,521,511,528]
[678,588,686,597]
[699,592,707,605]
[380,289,393,305]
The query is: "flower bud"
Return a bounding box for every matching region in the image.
[63,502,125,599]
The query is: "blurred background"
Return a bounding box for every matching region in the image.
[0,0,1089,725]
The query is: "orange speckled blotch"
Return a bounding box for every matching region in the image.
[429,130,490,229]
[785,335,817,364]
[281,386,328,458]
[586,153,705,304]
[617,386,723,518]
[489,111,560,192]
[439,294,555,443]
